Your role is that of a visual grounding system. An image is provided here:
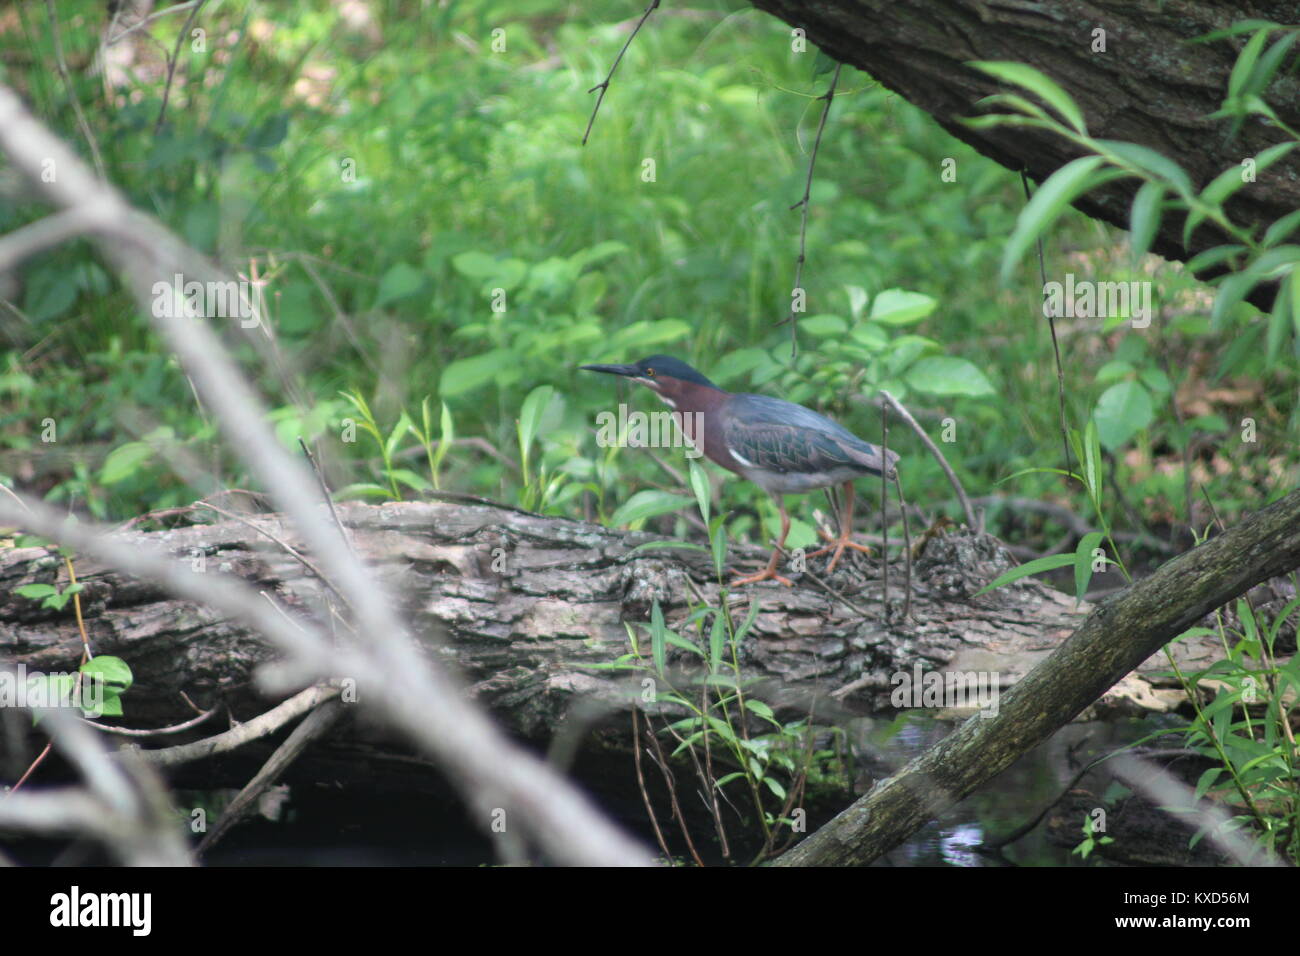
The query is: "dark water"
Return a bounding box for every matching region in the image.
[188,711,1168,866]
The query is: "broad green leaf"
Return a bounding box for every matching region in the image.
[439,349,512,397]
[81,655,133,692]
[1210,273,1259,330]
[1186,244,1246,274]
[609,490,693,527]
[1001,156,1108,283]
[15,583,58,600]
[973,552,1077,596]
[1128,181,1165,263]
[1228,28,1272,98]
[869,289,937,325]
[799,314,848,336]
[1263,209,1300,247]
[1074,531,1105,600]
[650,601,666,675]
[969,61,1088,133]
[1095,140,1193,198]
[904,356,995,397]
[626,540,708,555]
[100,441,155,485]
[688,458,711,525]
[385,411,414,460]
[373,262,425,308]
[517,385,554,466]
[1093,381,1154,451]
[709,609,726,673]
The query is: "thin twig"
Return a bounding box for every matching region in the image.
[894,472,913,622]
[581,0,660,146]
[784,63,843,358]
[105,0,200,45]
[644,720,705,866]
[879,388,975,528]
[154,0,208,132]
[84,704,220,737]
[1022,168,1073,479]
[631,708,673,861]
[881,401,889,615]
[197,499,344,605]
[44,0,106,180]
[197,697,347,856]
[297,437,354,559]
[138,684,340,768]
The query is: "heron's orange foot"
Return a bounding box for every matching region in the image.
[731,568,794,587]
[730,554,793,587]
[807,533,873,573]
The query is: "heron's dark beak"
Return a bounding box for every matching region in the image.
[580,363,641,378]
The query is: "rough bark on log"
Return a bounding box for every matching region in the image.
[748,0,1300,303]
[0,498,1229,791]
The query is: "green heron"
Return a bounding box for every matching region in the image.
[582,355,899,586]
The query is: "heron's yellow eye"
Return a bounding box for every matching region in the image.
[646,368,656,377]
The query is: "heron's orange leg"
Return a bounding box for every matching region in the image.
[732,497,793,587]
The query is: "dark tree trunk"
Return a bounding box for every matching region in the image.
[751,0,1300,303]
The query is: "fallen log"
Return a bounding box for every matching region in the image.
[1,496,1231,795]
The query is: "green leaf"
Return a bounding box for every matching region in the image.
[733,597,761,643]
[800,314,849,336]
[15,583,58,600]
[517,385,554,468]
[1186,244,1246,274]
[1210,273,1259,330]
[390,468,431,492]
[904,356,996,397]
[869,289,937,325]
[974,552,1077,596]
[1095,141,1192,198]
[439,349,513,397]
[1074,531,1105,600]
[650,601,667,676]
[80,655,133,718]
[1002,156,1108,283]
[708,609,726,674]
[1128,181,1165,263]
[385,411,414,460]
[1200,164,1250,207]
[81,655,133,692]
[100,441,155,485]
[688,459,711,526]
[1228,28,1272,99]
[373,262,425,308]
[609,490,693,527]
[430,399,454,489]
[709,514,727,578]
[450,251,500,278]
[626,540,708,555]
[969,61,1088,133]
[1093,381,1154,451]
[606,318,693,353]
[1264,209,1300,247]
